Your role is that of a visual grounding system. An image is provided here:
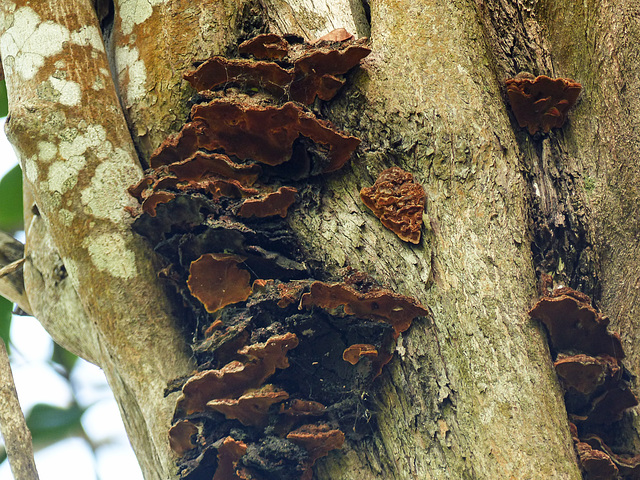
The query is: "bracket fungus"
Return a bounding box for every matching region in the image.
[127,31,429,480]
[505,73,582,134]
[530,287,639,478]
[360,167,426,244]
[342,344,378,365]
[301,281,430,336]
[187,254,252,314]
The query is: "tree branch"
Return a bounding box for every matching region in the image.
[0,341,39,480]
[0,231,31,315]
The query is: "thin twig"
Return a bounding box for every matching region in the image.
[0,258,25,279]
[0,341,40,479]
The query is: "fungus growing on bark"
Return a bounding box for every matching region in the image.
[169,419,198,455]
[238,33,290,59]
[505,73,582,134]
[301,281,429,336]
[213,437,248,480]
[583,435,640,478]
[554,354,621,396]
[184,57,293,98]
[175,333,298,415]
[286,424,345,480]
[579,386,639,425]
[576,441,619,480]
[150,100,360,172]
[187,254,252,314]
[528,290,624,359]
[206,384,289,427]
[280,399,327,417]
[169,152,262,185]
[342,344,378,365]
[141,191,175,217]
[360,167,426,244]
[314,28,354,43]
[237,186,298,218]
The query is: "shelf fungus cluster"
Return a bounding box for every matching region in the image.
[505,73,582,135]
[127,31,430,479]
[529,287,639,479]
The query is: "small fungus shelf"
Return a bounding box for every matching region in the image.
[505,73,582,134]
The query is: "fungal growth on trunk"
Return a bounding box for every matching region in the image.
[505,73,582,134]
[127,31,430,479]
[530,287,639,479]
[360,167,426,244]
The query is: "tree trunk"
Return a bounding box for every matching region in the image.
[1,0,637,478]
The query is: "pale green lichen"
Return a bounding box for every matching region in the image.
[115,44,147,106]
[83,233,137,279]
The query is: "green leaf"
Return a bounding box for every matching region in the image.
[26,403,86,447]
[52,342,78,374]
[0,164,23,232]
[0,295,11,353]
[0,79,7,117]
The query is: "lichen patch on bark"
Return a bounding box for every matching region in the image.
[83,233,138,279]
[118,0,167,36]
[115,44,147,106]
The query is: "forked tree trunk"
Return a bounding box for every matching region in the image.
[0,0,638,479]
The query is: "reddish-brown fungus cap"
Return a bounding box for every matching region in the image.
[360,167,426,244]
[169,419,198,455]
[313,28,354,43]
[237,186,298,218]
[206,384,289,427]
[554,354,621,396]
[280,399,327,417]
[168,152,261,185]
[176,333,299,415]
[576,442,618,480]
[187,253,252,314]
[583,435,640,478]
[238,33,289,59]
[213,436,248,480]
[342,344,378,365]
[141,191,175,217]
[506,74,582,134]
[286,424,345,479]
[151,100,360,172]
[585,386,638,425]
[184,57,293,97]
[528,291,624,359]
[301,281,429,336]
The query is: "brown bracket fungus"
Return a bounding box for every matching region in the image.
[505,73,582,134]
[301,281,430,336]
[360,167,426,244]
[342,344,378,365]
[187,254,252,314]
[150,100,360,173]
[237,186,298,218]
[238,33,290,60]
[206,384,290,427]
[169,419,199,455]
[530,287,639,479]
[286,424,345,480]
[213,437,248,480]
[528,289,623,359]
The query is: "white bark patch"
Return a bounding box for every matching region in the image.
[81,148,140,223]
[49,77,82,106]
[58,209,75,227]
[49,125,108,194]
[24,154,38,183]
[115,45,147,106]
[38,141,58,162]
[118,0,166,36]
[84,233,138,279]
[0,6,70,81]
[71,25,105,53]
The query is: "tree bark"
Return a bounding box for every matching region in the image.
[1,0,638,478]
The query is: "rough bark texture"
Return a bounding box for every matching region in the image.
[0,2,193,479]
[536,0,640,440]
[2,0,639,478]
